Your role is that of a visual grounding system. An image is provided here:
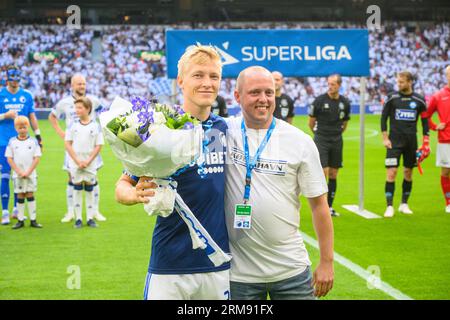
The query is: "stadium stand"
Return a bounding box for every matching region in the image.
[1,22,449,110]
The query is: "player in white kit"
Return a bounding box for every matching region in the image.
[5,116,42,229]
[64,97,104,228]
[48,74,106,223]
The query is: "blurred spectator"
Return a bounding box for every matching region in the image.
[1,22,449,109]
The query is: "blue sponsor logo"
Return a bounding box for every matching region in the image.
[395,109,417,121]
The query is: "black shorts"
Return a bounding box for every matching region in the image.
[314,135,343,169]
[385,134,418,168]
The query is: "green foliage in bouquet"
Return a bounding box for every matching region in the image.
[105,98,200,148]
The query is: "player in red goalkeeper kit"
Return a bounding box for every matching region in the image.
[422,66,450,213]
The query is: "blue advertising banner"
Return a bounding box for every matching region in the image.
[166,29,370,78]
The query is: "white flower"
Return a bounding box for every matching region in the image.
[125,113,140,131]
[153,111,167,125]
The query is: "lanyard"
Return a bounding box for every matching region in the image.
[241,117,276,203]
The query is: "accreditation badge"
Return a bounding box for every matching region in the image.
[234,204,252,229]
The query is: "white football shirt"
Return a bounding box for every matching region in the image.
[224,116,328,283]
[5,136,42,178]
[65,120,104,173]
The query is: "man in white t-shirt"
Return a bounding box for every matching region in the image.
[225,66,334,300]
[48,74,106,223]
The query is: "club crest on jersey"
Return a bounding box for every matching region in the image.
[395,109,417,121]
[409,101,417,109]
[281,99,288,107]
[324,103,329,109]
[339,102,344,110]
[19,96,26,103]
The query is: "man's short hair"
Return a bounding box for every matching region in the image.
[328,74,342,85]
[74,97,93,114]
[7,65,19,72]
[236,66,274,93]
[397,70,414,82]
[177,45,222,79]
[71,73,86,83]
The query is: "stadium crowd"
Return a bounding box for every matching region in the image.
[0,22,449,109]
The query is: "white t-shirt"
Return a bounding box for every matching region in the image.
[5,136,42,178]
[224,116,328,283]
[65,120,104,174]
[51,94,102,128]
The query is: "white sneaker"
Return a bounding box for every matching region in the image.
[384,206,394,218]
[61,212,74,223]
[1,210,10,225]
[94,212,107,221]
[445,205,450,214]
[398,203,413,215]
[330,207,340,217]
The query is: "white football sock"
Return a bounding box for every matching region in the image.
[85,189,95,221]
[67,183,74,215]
[93,183,100,213]
[73,188,83,221]
[27,199,36,221]
[17,201,25,221]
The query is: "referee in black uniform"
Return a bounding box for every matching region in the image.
[381,71,429,218]
[211,94,229,118]
[272,71,295,124]
[309,74,351,217]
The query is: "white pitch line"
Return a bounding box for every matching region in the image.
[342,205,382,219]
[301,232,413,300]
[344,129,379,141]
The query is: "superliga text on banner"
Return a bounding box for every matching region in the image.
[166,29,370,78]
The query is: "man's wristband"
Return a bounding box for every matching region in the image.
[34,129,41,135]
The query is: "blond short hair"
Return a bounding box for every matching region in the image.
[177,45,222,79]
[14,115,30,127]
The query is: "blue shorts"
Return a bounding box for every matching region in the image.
[0,146,11,175]
[230,266,315,300]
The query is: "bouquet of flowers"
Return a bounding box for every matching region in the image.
[99,96,231,267]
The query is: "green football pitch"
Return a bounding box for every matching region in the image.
[0,115,448,300]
